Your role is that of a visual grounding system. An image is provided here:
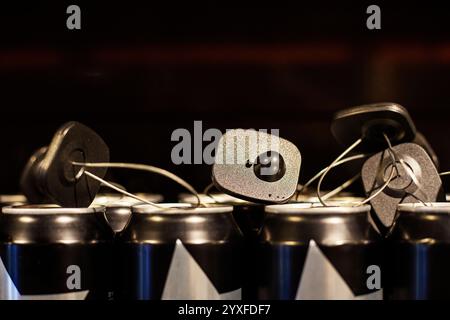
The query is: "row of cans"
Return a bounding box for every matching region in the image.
[0,193,448,300]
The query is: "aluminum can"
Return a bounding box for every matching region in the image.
[115,203,243,300]
[257,203,383,300]
[385,202,450,300]
[0,205,114,300]
[179,193,265,299]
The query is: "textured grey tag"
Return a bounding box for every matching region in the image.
[212,129,301,203]
[362,143,443,228]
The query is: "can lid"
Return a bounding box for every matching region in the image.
[265,202,371,214]
[178,193,250,205]
[132,203,234,214]
[294,195,365,204]
[2,204,102,215]
[134,193,163,203]
[92,193,163,207]
[398,202,450,214]
[0,194,27,205]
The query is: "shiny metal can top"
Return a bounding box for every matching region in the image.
[92,193,163,207]
[265,202,371,214]
[293,195,365,205]
[3,204,102,215]
[262,203,376,245]
[132,203,233,214]
[0,204,112,244]
[120,203,241,244]
[398,202,450,214]
[178,193,251,206]
[0,194,27,207]
[393,202,450,243]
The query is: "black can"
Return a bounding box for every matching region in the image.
[257,203,383,300]
[92,193,163,233]
[116,203,243,300]
[385,203,450,300]
[179,193,265,300]
[0,205,114,300]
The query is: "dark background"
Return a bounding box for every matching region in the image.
[1,1,450,199]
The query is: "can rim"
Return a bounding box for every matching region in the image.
[178,193,250,205]
[265,202,371,214]
[132,203,234,214]
[398,202,450,214]
[2,204,103,214]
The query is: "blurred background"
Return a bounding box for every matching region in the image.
[1,1,450,200]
